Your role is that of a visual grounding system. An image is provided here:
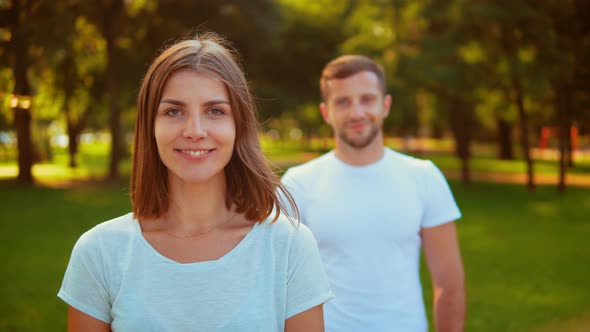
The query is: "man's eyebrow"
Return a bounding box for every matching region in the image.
[361,93,378,98]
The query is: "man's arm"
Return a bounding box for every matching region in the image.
[421,221,466,332]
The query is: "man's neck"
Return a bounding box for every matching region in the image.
[333,138,385,166]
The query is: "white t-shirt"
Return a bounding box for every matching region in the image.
[281,148,461,332]
[58,213,333,331]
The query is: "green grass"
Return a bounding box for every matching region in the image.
[421,182,590,332]
[0,179,589,331]
[0,181,131,331]
[1,140,589,330]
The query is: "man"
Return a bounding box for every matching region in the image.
[281,55,465,332]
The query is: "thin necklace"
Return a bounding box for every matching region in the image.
[156,213,237,239]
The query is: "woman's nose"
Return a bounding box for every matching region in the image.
[183,113,207,140]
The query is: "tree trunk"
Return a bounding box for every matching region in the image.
[566,130,574,168]
[106,39,122,180]
[102,0,124,181]
[67,122,80,168]
[431,122,444,139]
[66,105,92,168]
[565,91,574,168]
[513,78,535,192]
[556,87,567,193]
[447,96,471,185]
[12,0,34,185]
[502,26,534,192]
[14,108,33,184]
[496,118,514,160]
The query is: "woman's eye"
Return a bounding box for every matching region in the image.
[208,108,225,116]
[166,108,182,116]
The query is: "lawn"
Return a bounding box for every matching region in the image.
[0,182,131,331]
[422,182,590,331]
[1,140,589,330]
[0,178,588,331]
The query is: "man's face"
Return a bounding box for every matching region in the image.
[320,71,391,149]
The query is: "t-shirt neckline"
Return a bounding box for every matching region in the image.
[131,213,260,267]
[329,148,390,172]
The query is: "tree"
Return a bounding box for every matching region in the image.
[7,0,35,185]
[404,0,482,184]
[450,0,559,192]
[254,0,347,129]
[58,17,106,168]
[76,0,283,179]
[545,0,590,192]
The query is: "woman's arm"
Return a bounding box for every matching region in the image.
[68,306,111,332]
[285,304,325,332]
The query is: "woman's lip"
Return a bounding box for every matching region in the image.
[176,148,215,158]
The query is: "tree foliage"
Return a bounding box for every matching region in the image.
[1,0,588,190]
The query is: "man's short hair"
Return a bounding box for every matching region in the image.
[319,55,386,100]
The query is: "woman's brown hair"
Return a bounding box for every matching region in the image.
[131,32,298,223]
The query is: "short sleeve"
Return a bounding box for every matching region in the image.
[285,224,333,318]
[419,161,462,228]
[58,230,112,323]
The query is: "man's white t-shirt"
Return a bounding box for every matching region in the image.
[281,148,461,332]
[58,213,333,331]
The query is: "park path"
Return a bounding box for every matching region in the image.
[528,313,590,332]
[275,157,590,189]
[26,169,590,189]
[12,155,590,189]
[442,170,590,188]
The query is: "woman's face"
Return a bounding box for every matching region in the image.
[154,70,236,186]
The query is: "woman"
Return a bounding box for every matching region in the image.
[58,33,333,331]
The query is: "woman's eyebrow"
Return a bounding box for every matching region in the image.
[160,98,186,106]
[203,100,230,106]
[159,99,230,107]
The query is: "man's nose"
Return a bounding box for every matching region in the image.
[349,103,365,118]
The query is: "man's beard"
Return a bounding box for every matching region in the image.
[339,126,381,149]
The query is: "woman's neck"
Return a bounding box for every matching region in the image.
[164,175,232,234]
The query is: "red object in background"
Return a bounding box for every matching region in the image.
[539,126,579,150]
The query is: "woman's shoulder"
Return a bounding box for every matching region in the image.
[74,213,136,250]
[256,214,316,248]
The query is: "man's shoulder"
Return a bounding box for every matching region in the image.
[283,152,335,180]
[386,148,434,171]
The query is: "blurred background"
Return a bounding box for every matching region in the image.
[0,0,589,331]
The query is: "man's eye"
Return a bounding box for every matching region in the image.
[336,99,349,107]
